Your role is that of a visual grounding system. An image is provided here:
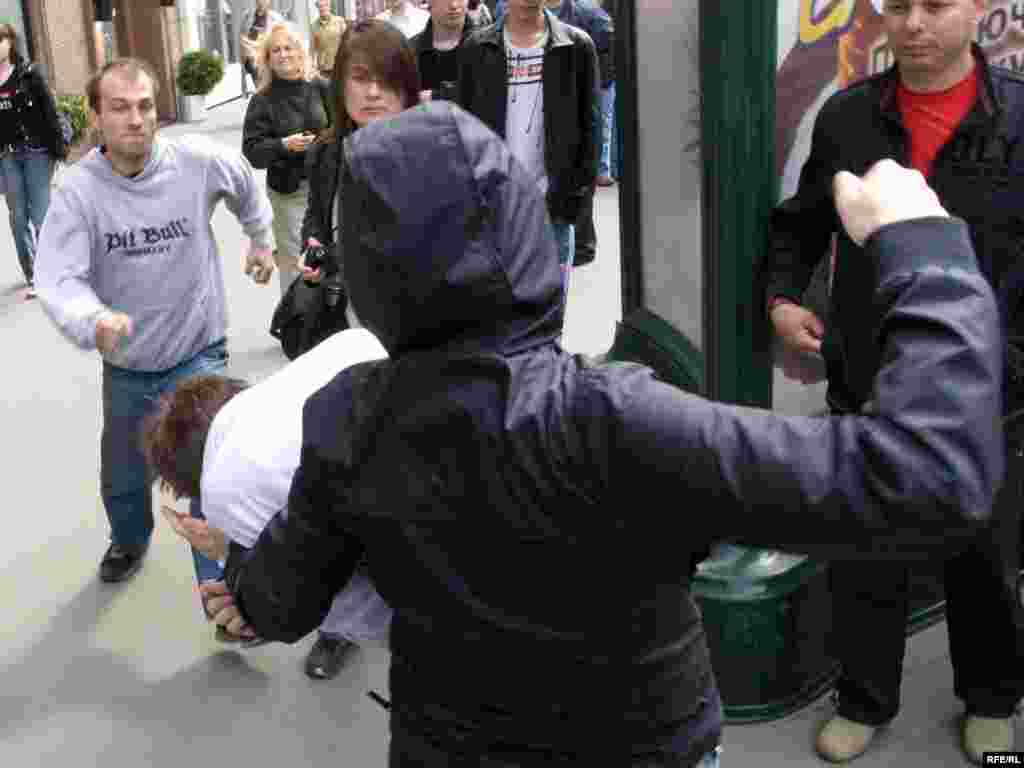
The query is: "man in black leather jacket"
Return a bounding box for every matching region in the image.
[456,0,598,297]
[208,103,1004,767]
[762,12,1024,759]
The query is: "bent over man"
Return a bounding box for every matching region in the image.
[144,329,392,680]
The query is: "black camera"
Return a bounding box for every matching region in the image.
[324,274,345,308]
[302,241,329,273]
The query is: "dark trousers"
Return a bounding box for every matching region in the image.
[573,187,596,267]
[830,468,1024,724]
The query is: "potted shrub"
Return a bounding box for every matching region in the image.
[56,93,92,163]
[176,49,225,122]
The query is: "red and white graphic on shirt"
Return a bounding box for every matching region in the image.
[507,51,544,89]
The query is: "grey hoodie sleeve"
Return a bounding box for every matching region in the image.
[202,137,274,248]
[580,218,1003,561]
[35,186,105,350]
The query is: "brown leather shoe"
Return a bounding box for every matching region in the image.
[815,715,877,763]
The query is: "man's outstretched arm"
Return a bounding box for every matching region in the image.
[579,162,1004,560]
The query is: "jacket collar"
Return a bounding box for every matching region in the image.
[878,43,1001,124]
[415,13,480,54]
[480,8,574,51]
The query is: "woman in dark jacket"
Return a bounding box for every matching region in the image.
[241,20,331,296]
[300,19,421,327]
[0,24,65,299]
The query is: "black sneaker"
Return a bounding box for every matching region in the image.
[304,634,355,680]
[99,542,147,583]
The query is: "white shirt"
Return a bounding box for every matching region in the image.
[200,329,387,547]
[504,27,549,196]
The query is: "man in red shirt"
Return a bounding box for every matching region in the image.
[762,1,1024,763]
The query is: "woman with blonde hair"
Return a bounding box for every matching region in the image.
[242,21,331,296]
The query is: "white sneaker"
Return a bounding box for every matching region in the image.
[962,715,1014,765]
[815,715,877,763]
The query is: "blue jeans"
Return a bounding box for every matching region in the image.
[1,150,52,284]
[698,747,721,768]
[599,83,616,179]
[551,218,575,300]
[101,339,229,585]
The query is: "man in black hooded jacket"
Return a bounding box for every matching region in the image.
[207,103,1004,767]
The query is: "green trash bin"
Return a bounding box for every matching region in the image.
[693,545,839,723]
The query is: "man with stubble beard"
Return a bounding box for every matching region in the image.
[33,59,275,604]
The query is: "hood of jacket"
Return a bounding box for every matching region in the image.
[341,101,564,357]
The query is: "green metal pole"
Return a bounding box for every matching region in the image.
[700,1,776,408]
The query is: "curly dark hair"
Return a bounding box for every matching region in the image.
[141,375,248,500]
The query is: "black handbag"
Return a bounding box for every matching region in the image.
[269,272,349,360]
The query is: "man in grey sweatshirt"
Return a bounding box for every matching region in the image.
[34,58,275,590]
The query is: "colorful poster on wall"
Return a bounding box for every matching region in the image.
[776,0,1024,198]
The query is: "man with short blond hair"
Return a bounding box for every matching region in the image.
[34,58,275,591]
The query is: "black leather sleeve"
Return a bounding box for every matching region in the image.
[761,99,844,309]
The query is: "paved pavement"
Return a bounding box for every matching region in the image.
[0,98,1008,767]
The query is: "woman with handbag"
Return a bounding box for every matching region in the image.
[0,23,66,300]
[300,19,421,329]
[271,18,423,669]
[242,21,331,296]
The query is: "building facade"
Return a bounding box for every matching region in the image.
[18,0,386,124]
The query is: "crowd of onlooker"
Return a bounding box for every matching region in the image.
[237,0,616,306]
